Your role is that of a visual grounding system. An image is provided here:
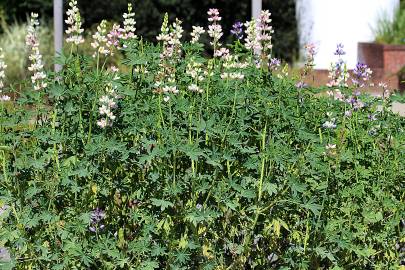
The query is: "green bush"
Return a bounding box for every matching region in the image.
[374,6,405,44]
[0,8,404,270]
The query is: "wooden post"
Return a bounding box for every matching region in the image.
[54,0,63,72]
[252,0,262,19]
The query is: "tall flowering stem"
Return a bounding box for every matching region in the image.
[352,62,372,89]
[244,19,260,55]
[91,20,110,59]
[303,43,316,76]
[190,26,205,44]
[122,3,137,40]
[207,8,223,56]
[231,21,243,40]
[97,82,119,129]
[186,58,205,93]
[155,14,184,98]
[0,48,9,102]
[26,13,47,91]
[327,43,349,88]
[221,54,247,81]
[244,10,274,67]
[257,10,274,62]
[65,0,84,46]
[107,24,125,53]
[296,43,317,89]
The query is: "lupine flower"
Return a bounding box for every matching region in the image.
[295,81,308,89]
[327,44,349,88]
[214,47,229,58]
[244,10,274,64]
[190,26,205,44]
[303,43,316,76]
[379,82,390,99]
[257,10,274,58]
[65,0,84,45]
[368,114,377,121]
[157,13,170,42]
[334,43,345,56]
[244,19,260,54]
[97,83,118,128]
[188,84,203,93]
[158,17,183,60]
[122,3,137,40]
[155,15,183,94]
[26,13,47,91]
[326,144,336,150]
[91,20,110,58]
[325,144,337,157]
[346,97,364,110]
[231,21,243,40]
[186,58,205,93]
[0,48,9,102]
[109,66,120,81]
[344,110,353,117]
[323,118,337,129]
[162,85,179,94]
[221,72,244,80]
[0,48,6,89]
[107,24,125,52]
[327,89,345,101]
[89,208,106,232]
[268,58,281,71]
[0,204,9,216]
[207,8,223,51]
[352,62,372,88]
[0,247,11,262]
[221,54,247,81]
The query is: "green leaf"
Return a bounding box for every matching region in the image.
[151,199,174,211]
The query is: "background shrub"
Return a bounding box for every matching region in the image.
[0,0,298,62]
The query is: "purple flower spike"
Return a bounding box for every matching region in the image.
[296,81,308,89]
[89,208,106,232]
[334,43,346,56]
[231,21,244,40]
[268,58,281,71]
[352,62,372,88]
[0,247,11,262]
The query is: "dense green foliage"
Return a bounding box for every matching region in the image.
[1,34,404,270]
[0,3,404,268]
[0,0,298,62]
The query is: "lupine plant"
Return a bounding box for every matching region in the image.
[0,2,404,269]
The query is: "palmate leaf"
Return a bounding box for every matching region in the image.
[151,198,174,211]
[138,260,160,270]
[174,250,191,265]
[363,210,383,224]
[179,144,205,161]
[151,244,167,257]
[301,200,322,216]
[314,246,336,263]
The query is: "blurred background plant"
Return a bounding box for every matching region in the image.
[0,0,298,66]
[0,15,124,85]
[0,17,53,84]
[374,2,405,44]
